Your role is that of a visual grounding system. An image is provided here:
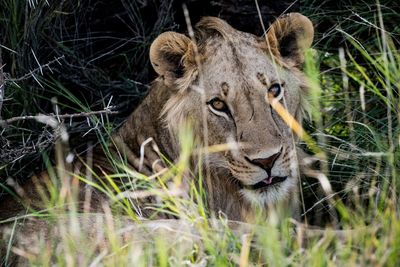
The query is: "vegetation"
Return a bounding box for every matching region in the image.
[1,0,399,266]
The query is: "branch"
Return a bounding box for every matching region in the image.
[0,49,4,118]
[4,55,65,83]
[0,109,119,126]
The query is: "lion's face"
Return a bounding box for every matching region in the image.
[150,14,313,207]
[199,40,304,206]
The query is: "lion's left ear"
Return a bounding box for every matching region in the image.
[266,13,314,66]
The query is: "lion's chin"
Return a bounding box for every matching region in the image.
[239,178,295,207]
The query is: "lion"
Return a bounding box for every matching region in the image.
[0,13,313,223]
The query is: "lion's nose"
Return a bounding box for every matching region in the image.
[246,149,282,176]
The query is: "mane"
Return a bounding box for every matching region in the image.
[195,17,235,42]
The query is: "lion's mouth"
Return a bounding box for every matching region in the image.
[242,176,288,190]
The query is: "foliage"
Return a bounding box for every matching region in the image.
[0,0,176,183]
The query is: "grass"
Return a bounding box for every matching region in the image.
[1,0,400,266]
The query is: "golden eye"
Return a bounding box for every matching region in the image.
[268,83,283,98]
[208,98,228,112]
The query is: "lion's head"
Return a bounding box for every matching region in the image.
[148,14,313,213]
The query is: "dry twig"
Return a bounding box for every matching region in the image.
[0,49,4,117]
[0,109,119,126]
[3,55,65,83]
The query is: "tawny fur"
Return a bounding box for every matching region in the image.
[0,13,314,223]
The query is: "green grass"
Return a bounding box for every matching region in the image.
[1,1,400,266]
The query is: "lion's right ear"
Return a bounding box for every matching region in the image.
[150,32,195,87]
[266,13,314,67]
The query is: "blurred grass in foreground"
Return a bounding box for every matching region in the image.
[1,1,400,266]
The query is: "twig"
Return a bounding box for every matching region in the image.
[0,48,4,118]
[0,109,119,125]
[4,55,65,83]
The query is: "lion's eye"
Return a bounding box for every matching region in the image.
[268,83,283,98]
[208,98,228,112]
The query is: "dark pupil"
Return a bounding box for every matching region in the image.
[270,84,281,97]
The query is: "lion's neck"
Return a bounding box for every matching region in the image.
[113,81,178,169]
